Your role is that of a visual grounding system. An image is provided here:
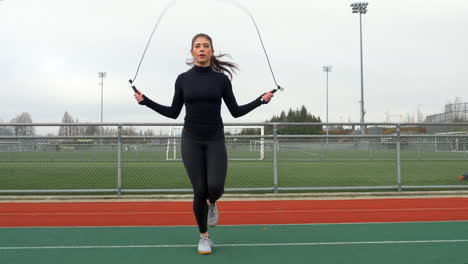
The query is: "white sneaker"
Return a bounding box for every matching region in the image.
[208,203,219,227]
[207,236,214,247]
[198,237,213,255]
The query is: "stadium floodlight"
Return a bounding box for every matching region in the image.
[98,72,107,144]
[350,2,369,134]
[322,66,332,137]
[98,72,107,124]
[351,2,368,14]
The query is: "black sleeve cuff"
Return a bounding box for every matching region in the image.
[139,95,150,105]
[258,93,268,105]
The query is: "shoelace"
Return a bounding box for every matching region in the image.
[200,237,211,244]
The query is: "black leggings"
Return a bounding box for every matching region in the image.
[181,130,227,234]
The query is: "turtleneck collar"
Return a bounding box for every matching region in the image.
[193,64,213,73]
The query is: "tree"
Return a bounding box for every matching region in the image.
[58,111,79,136]
[10,112,35,136]
[242,105,322,135]
[299,105,308,121]
[417,106,424,123]
[0,118,14,136]
[84,125,99,136]
[143,129,155,136]
[122,126,138,136]
[279,110,286,121]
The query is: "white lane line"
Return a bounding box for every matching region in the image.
[1,207,468,216]
[1,239,468,250]
[1,220,468,229]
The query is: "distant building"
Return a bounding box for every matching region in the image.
[425,102,468,133]
[426,103,468,122]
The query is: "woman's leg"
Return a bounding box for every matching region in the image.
[181,132,209,234]
[205,137,228,204]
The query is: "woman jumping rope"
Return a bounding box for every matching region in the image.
[134,33,274,255]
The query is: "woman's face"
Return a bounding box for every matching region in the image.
[191,37,214,66]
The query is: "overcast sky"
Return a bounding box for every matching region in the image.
[1,0,467,131]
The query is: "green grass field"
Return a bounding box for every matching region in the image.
[0,148,467,192]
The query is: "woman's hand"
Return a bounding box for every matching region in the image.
[261,92,274,103]
[134,90,144,104]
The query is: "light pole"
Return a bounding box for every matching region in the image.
[351,2,368,135]
[417,104,423,123]
[322,66,332,137]
[98,72,107,144]
[98,72,107,124]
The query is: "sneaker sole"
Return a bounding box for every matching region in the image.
[198,250,212,255]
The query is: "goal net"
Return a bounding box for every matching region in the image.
[166,126,265,160]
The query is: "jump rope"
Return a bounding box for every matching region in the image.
[129,0,284,100]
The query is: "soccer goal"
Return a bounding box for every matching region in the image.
[434,132,468,152]
[165,126,182,160]
[165,126,265,160]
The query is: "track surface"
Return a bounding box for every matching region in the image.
[1,198,468,227]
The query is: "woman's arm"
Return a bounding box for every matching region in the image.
[222,77,266,118]
[137,76,184,119]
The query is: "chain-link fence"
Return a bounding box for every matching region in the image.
[1,122,467,194]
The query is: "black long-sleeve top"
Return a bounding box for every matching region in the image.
[139,65,264,140]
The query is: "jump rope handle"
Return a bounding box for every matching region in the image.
[260,85,284,103]
[129,79,138,94]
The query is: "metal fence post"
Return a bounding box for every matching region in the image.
[464,141,467,160]
[117,125,123,196]
[396,124,402,192]
[273,124,278,193]
[417,140,421,160]
[136,144,140,161]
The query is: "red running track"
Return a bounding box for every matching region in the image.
[1,198,468,227]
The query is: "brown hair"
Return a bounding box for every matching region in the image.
[187,33,238,80]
